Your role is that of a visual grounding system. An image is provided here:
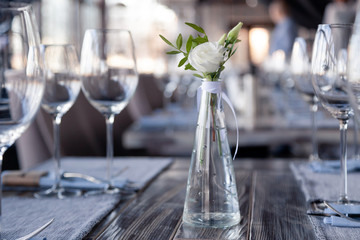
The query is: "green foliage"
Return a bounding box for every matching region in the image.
[176,34,182,49]
[185,22,205,34]
[159,21,242,80]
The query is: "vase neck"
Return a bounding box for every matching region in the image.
[200,80,222,95]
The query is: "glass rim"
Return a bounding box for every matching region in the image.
[0,2,32,11]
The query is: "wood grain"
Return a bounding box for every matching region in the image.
[95,161,189,239]
[249,171,316,240]
[85,159,318,240]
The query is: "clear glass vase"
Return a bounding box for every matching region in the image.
[183,81,240,228]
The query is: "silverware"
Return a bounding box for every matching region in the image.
[62,172,103,184]
[307,211,360,218]
[308,199,360,222]
[16,218,54,240]
[62,171,138,196]
[323,201,360,223]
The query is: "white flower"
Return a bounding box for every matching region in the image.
[188,42,226,74]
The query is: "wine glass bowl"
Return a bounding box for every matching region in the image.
[291,38,316,104]
[0,2,44,216]
[291,37,320,161]
[348,21,360,118]
[312,24,353,121]
[311,23,354,204]
[34,44,81,199]
[80,29,138,194]
[81,68,137,115]
[41,45,81,116]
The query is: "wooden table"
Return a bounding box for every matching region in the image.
[86,159,316,239]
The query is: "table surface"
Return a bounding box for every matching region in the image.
[85,158,317,240]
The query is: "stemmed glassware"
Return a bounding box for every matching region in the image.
[0,2,44,218]
[291,37,320,161]
[34,44,81,199]
[347,18,360,161]
[80,29,138,194]
[311,24,354,204]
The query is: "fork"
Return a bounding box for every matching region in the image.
[16,218,54,240]
[323,201,360,223]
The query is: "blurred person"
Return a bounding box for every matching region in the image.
[268,0,298,59]
[323,0,356,24]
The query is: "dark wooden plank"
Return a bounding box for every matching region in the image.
[94,161,190,240]
[86,159,314,240]
[173,170,252,240]
[84,159,180,239]
[249,171,316,240]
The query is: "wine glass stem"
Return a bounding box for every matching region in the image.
[354,119,360,159]
[0,146,7,218]
[0,152,3,218]
[310,103,319,160]
[339,119,349,203]
[53,115,62,189]
[105,114,115,184]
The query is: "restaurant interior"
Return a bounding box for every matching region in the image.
[3,0,346,171]
[3,0,360,239]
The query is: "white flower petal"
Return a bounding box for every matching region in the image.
[188,42,225,74]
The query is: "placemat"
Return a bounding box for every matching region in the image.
[290,161,360,240]
[2,157,173,240]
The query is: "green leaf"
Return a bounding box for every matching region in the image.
[230,48,237,57]
[178,56,187,67]
[229,43,235,54]
[166,50,181,55]
[176,34,183,49]
[159,34,175,48]
[185,63,196,70]
[185,22,205,34]
[186,35,193,53]
[193,73,203,79]
[193,36,208,45]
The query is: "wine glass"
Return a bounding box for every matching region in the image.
[0,2,44,218]
[34,44,81,199]
[80,29,138,194]
[291,37,320,161]
[311,24,354,204]
[347,18,360,162]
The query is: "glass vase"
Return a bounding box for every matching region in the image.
[183,81,240,228]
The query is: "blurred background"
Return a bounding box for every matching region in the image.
[4,0,359,170]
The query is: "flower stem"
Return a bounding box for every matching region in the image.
[210,94,216,142]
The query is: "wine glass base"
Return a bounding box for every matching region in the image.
[309,154,321,162]
[34,186,82,199]
[334,198,360,205]
[84,185,121,197]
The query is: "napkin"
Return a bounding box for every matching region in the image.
[323,216,360,227]
[309,159,360,173]
[323,203,360,227]
[2,170,127,191]
[2,157,174,240]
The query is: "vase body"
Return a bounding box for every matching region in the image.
[183,83,240,228]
